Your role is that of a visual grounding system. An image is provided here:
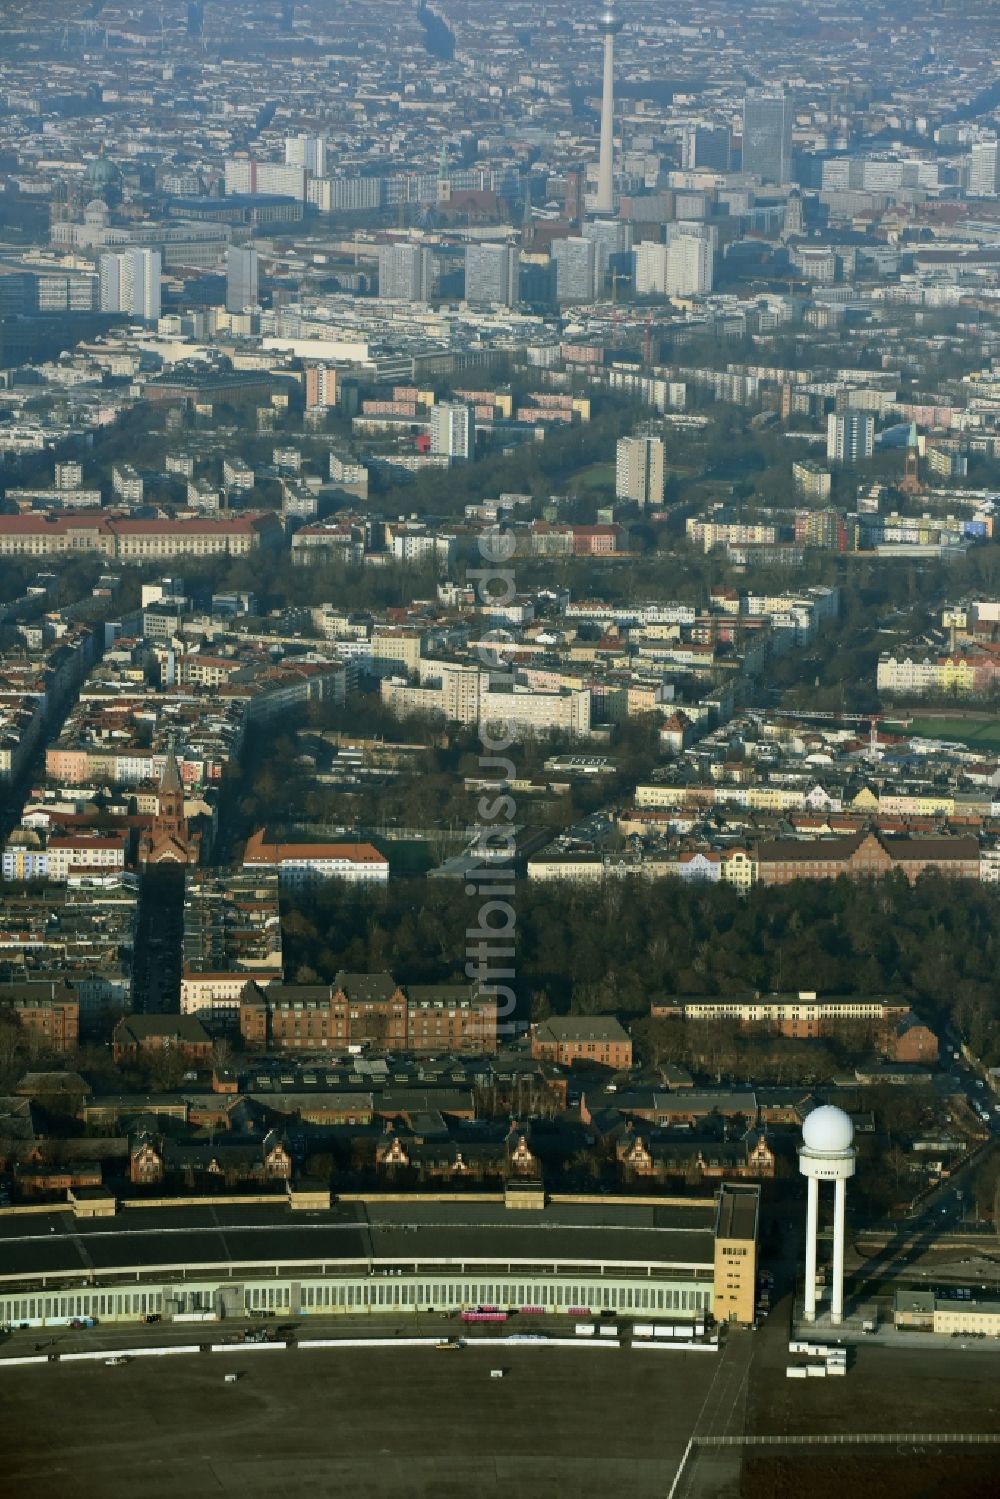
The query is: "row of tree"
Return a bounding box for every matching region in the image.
[280,871,1000,1064]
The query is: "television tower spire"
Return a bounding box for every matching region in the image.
[595,7,622,216]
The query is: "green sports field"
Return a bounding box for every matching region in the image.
[906,717,1000,748]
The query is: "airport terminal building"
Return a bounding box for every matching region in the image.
[0,1187,758,1330]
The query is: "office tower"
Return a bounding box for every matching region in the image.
[665,234,713,296]
[552,236,597,303]
[968,138,1000,198]
[827,411,874,467]
[430,403,473,460]
[682,124,731,173]
[583,217,633,294]
[616,435,665,507]
[129,250,161,324]
[378,243,434,302]
[595,6,622,215]
[743,87,793,184]
[634,241,669,296]
[186,2,203,37]
[99,248,161,322]
[564,166,586,225]
[518,258,556,309]
[285,134,327,177]
[782,189,804,241]
[98,254,121,313]
[304,366,338,410]
[465,243,519,308]
[226,245,259,313]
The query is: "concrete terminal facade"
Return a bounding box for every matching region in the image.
[0,1187,757,1330]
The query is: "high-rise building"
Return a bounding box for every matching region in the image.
[742,88,793,185]
[665,234,713,297]
[223,158,307,201]
[226,245,259,313]
[465,243,519,308]
[285,134,327,177]
[682,124,731,173]
[309,176,384,213]
[595,7,622,215]
[634,241,669,296]
[968,138,1000,198]
[430,403,473,460]
[616,435,665,507]
[378,244,434,302]
[519,259,556,309]
[564,166,586,225]
[98,248,161,323]
[304,366,338,410]
[583,218,632,294]
[552,236,597,303]
[827,411,874,467]
[782,189,804,241]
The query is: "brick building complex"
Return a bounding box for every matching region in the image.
[530,1017,633,1069]
[242,831,389,890]
[0,511,281,561]
[651,991,938,1062]
[112,1015,214,1066]
[653,991,911,1037]
[0,980,80,1052]
[755,830,980,886]
[240,972,498,1053]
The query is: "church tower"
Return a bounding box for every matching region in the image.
[899,421,923,495]
[140,744,195,866]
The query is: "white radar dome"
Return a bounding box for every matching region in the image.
[801,1104,854,1154]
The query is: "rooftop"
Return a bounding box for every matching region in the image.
[0,1197,722,1285]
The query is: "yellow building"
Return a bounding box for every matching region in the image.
[713,1183,759,1325]
[878,792,954,818]
[938,657,976,693]
[895,1289,1000,1338]
[747,787,806,813]
[721,849,756,892]
[635,783,696,808]
[933,1302,1000,1336]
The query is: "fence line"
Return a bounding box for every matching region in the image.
[696,1431,1000,1449]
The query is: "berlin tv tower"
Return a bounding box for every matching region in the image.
[595,6,622,215]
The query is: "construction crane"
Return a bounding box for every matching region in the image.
[772,708,910,748]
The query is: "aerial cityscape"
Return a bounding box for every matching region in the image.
[1,0,1000,1494]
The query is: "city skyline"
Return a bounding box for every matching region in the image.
[1,3,1000,1495]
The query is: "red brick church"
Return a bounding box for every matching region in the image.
[138,747,199,866]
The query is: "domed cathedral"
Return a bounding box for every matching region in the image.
[82,151,122,208]
[139,746,200,867]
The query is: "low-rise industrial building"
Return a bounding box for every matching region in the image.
[895,1288,1000,1337]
